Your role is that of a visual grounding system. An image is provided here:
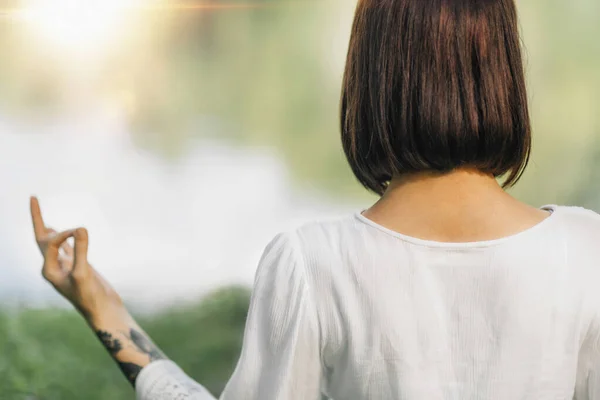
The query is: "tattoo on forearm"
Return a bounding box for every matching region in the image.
[95,328,167,386]
[130,329,165,361]
[119,362,143,384]
[97,330,123,355]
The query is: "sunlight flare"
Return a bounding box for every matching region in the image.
[20,0,141,53]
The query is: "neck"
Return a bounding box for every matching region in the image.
[384,168,505,206]
[362,168,546,242]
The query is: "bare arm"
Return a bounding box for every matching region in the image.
[30,197,323,399]
[91,315,167,385]
[30,197,166,387]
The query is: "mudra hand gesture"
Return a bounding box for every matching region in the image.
[30,196,124,323]
[29,196,165,385]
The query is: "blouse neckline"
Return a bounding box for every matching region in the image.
[354,205,559,249]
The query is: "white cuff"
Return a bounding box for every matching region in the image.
[135,360,217,400]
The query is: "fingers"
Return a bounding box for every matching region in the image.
[30,196,91,278]
[73,228,89,267]
[71,228,91,282]
[30,196,46,239]
[60,241,74,258]
[45,229,77,259]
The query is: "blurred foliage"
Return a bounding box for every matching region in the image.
[510,0,600,206]
[0,286,250,399]
[119,0,360,196]
[0,0,598,204]
[0,0,362,198]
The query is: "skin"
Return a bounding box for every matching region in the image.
[363,168,550,243]
[30,196,166,387]
[30,167,549,387]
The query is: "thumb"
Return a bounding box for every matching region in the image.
[73,228,89,267]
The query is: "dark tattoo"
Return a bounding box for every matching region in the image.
[118,362,144,384]
[130,328,165,361]
[95,328,167,386]
[96,330,123,355]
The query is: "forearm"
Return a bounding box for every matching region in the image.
[88,311,168,386]
[29,198,210,398]
[88,311,216,400]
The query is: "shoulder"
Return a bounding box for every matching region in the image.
[554,207,600,327]
[552,205,600,241]
[554,204,600,223]
[550,206,600,279]
[260,213,360,267]
[261,213,364,281]
[289,213,364,256]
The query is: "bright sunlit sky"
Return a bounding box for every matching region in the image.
[14,0,147,54]
[12,0,308,55]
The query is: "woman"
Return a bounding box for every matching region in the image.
[30,0,600,399]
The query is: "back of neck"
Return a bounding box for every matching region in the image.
[362,168,549,243]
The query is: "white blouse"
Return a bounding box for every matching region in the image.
[136,205,600,400]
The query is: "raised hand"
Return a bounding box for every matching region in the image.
[30,196,124,323]
[30,196,167,386]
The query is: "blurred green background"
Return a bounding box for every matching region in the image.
[0,0,598,398]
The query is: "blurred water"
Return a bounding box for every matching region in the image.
[0,110,360,312]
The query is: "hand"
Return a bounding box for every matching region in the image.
[30,196,126,325]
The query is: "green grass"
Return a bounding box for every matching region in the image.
[0,286,251,400]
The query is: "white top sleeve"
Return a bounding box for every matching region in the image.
[136,232,324,400]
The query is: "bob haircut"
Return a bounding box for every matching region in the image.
[341,0,531,196]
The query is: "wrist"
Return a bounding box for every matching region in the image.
[84,302,134,332]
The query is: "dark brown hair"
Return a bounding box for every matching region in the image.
[341,0,531,195]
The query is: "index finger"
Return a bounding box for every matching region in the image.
[30,196,46,239]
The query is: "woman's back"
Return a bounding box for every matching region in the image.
[294,204,600,399]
